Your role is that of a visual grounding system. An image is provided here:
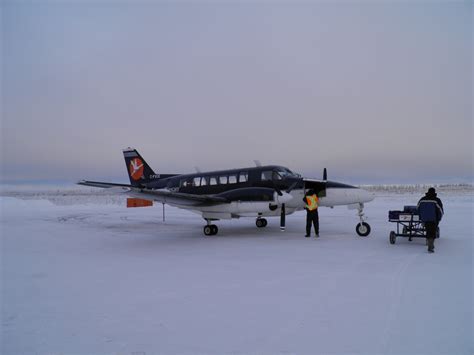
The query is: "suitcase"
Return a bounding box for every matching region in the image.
[388,210,402,220]
[404,205,418,213]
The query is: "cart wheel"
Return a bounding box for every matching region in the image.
[356,222,371,237]
[389,231,396,244]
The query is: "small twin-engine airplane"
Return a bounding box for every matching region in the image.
[78,148,375,236]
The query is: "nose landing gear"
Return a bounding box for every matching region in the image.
[355,203,371,237]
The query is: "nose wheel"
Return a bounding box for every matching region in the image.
[356,222,371,236]
[355,203,371,237]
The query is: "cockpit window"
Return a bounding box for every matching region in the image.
[274,167,296,179]
[274,171,283,180]
[262,168,296,181]
[261,170,273,181]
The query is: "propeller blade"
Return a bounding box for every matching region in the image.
[280,203,286,231]
[272,177,283,196]
[286,181,299,193]
[323,168,327,181]
[275,186,283,196]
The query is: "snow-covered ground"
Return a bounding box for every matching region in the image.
[1,186,472,354]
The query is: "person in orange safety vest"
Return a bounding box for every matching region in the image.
[303,189,319,238]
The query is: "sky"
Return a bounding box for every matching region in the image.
[1,1,473,184]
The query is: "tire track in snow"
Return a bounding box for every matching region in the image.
[380,252,420,353]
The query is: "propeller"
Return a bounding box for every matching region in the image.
[274,183,283,196]
[272,174,298,232]
[280,203,286,231]
[286,180,299,193]
[274,179,290,231]
[271,174,284,196]
[273,174,301,195]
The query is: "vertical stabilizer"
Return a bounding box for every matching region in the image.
[123,148,158,186]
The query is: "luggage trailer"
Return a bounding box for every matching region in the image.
[388,205,440,245]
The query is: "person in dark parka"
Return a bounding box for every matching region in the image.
[303,189,319,238]
[417,187,444,253]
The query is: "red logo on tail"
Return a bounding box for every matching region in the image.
[129,158,144,181]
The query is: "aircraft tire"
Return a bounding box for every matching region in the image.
[204,225,213,236]
[356,222,371,237]
[211,225,218,235]
[256,218,267,228]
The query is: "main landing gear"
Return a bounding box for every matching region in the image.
[256,218,268,228]
[355,203,371,237]
[203,217,268,236]
[203,220,218,236]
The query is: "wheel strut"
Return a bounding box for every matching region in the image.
[355,203,371,237]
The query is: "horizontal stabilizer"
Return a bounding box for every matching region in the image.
[78,180,132,190]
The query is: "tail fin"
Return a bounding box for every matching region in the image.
[123,148,157,186]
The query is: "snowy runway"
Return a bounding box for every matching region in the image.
[1,189,472,354]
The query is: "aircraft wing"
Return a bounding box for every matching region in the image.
[138,188,228,206]
[77,180,228,206]
[137,187,289,206]
[77,181,288,207]
[303,178,325,183]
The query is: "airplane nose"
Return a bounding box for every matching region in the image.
[360,189,375,202]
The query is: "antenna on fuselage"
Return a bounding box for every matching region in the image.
[323,168,327,181]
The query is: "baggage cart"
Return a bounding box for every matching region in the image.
[388,205,439,244]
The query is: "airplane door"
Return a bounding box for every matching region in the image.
[304,181,327,197]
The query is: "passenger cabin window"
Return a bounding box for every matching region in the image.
[193,177,201,187]
[229,175,237,184]
[209,177,218,186]
[239,172,248,183]
[219,176,228,184]
[167,180,179,189]
[181,179,195,188]
[201,177,208,186]
[261,170,273,181]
